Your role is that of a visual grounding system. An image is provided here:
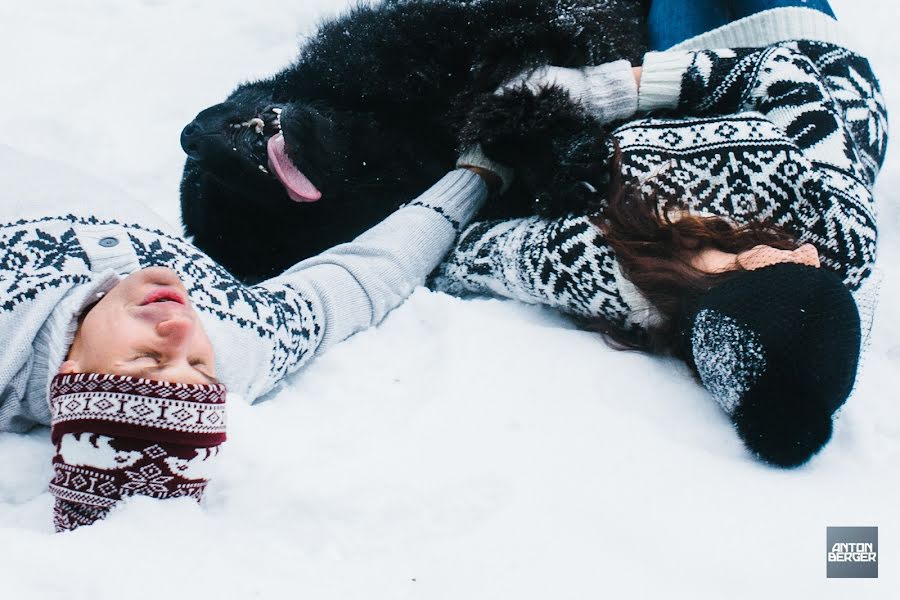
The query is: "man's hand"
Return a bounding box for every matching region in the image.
[461,165,503,194]
[456,145,513,194]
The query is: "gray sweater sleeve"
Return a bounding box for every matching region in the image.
[239,169,486,398]
[279,169,486,350]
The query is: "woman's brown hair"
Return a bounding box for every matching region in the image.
[587,143,801,360]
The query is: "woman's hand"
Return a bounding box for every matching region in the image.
[496,60,640,125]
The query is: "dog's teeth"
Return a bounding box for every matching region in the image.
[237,118,266,134]
[246,117,265,134]
[271,107,282,115]
[232,147,237,152]
[258,165,269,174]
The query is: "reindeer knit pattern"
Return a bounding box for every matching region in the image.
[434,33,887,334]
[48,373,227,531]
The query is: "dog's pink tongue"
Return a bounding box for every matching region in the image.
[267,133,322,202]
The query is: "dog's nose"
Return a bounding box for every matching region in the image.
[180,102,242,160]
[180,123,205,159]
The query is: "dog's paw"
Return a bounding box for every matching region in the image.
[523,175,604,218]
[460,86,612,217]
[459,86,566,163]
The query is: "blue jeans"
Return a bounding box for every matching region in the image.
[648,0,837,50]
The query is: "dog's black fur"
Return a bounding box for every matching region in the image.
[180,0,647,283]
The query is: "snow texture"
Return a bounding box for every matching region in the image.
[0,1,898,598]
[692,309,767,415]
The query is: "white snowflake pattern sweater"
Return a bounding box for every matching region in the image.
[433,8,887,334]
[0,148,486,432]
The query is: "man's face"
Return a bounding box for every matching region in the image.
[61,267,217,385]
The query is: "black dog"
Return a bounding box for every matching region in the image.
[180,0,647,283]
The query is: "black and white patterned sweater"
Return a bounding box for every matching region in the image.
[433,8,887,335]
[0,149,486,432]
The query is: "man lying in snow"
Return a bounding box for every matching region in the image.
[0,144,501,531]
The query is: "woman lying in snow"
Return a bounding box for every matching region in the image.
[438,0,887,467]
[0,144,500,531]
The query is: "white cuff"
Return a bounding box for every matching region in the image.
[457,145,514,194]
[637,51,695,113]
[579,60,639,124]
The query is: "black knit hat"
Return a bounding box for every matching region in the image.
[679,263,861,468]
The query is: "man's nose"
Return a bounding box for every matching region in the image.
[156,317,194,349]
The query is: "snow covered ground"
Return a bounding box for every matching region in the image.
[0,0,897,597]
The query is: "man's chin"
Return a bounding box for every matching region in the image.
[136,266,185,287]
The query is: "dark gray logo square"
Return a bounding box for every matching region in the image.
[827,526,878,578]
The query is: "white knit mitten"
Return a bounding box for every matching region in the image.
[497,60,639,125]
[456,145,515,194]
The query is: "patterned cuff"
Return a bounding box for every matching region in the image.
[405,169,489,231]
